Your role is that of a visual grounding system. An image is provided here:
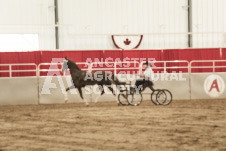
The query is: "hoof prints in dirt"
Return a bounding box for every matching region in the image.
[0,100,225,151]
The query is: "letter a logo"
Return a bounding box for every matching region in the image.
[209,79,220,92]
[204,75,225,98]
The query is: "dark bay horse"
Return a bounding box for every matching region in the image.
[62,57,125,105]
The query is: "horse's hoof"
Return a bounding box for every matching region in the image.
[65,100,68,103]
[85,103,89,107]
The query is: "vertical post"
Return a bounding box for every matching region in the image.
[139,62,143,75]
[37,64,40,105]
[37,64,40,77]
[188,61,192,100]
[9,65,12,77]
[114,62,117,75]
[188,61,192,73]
[164,62,166,73]
[188,0,192,47]
[213,61,215,72]
[54,0,59,49]
[220,48,222,58]
[88,63,93,72]
[36,64,38,77]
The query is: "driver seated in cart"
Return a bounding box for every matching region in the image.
[135,61,154,92]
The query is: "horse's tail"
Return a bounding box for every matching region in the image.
[111,74,126,85]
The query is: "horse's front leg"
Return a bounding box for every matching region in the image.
[78,87,89,106]
[64,85,75,103]
[66,85,75,91]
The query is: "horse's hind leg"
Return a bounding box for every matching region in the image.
[106,83,120,105]
[107,85,115,95]
[149,86,155,92]
[78,87,89,106]
[148,82,155,92]
[99,85,105,95]
[94,85,104,103]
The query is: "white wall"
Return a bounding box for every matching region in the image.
[0,77,38,105]
[0,0,226,50]
[192,0,226,48]
[58,0,188,49]
[0,0,56,50]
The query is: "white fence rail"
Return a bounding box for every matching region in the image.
[0,63,37,77]
[1,60,226,78]
[190,60,226,73]
[38,62,89,76]
[1,60,226,105]
[139,60,189,74]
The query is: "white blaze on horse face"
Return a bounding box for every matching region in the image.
[62,60,69,74]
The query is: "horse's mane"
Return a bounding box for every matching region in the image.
[68,59,81,70]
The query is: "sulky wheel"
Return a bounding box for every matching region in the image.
[151,89,162,105]
[129,91,143,106]
[156,89,172,105]
[118,90,130,106]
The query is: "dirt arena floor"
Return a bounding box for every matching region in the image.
[0,99,225,151]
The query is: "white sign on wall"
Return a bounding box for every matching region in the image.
[204,75,225,98]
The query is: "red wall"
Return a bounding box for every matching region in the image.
[1,48,224,64]
[0,48,225,77]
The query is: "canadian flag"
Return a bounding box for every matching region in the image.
[112,35,143,49]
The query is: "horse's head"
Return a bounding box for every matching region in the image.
[62,57,69,73]
[62,57,80,73]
